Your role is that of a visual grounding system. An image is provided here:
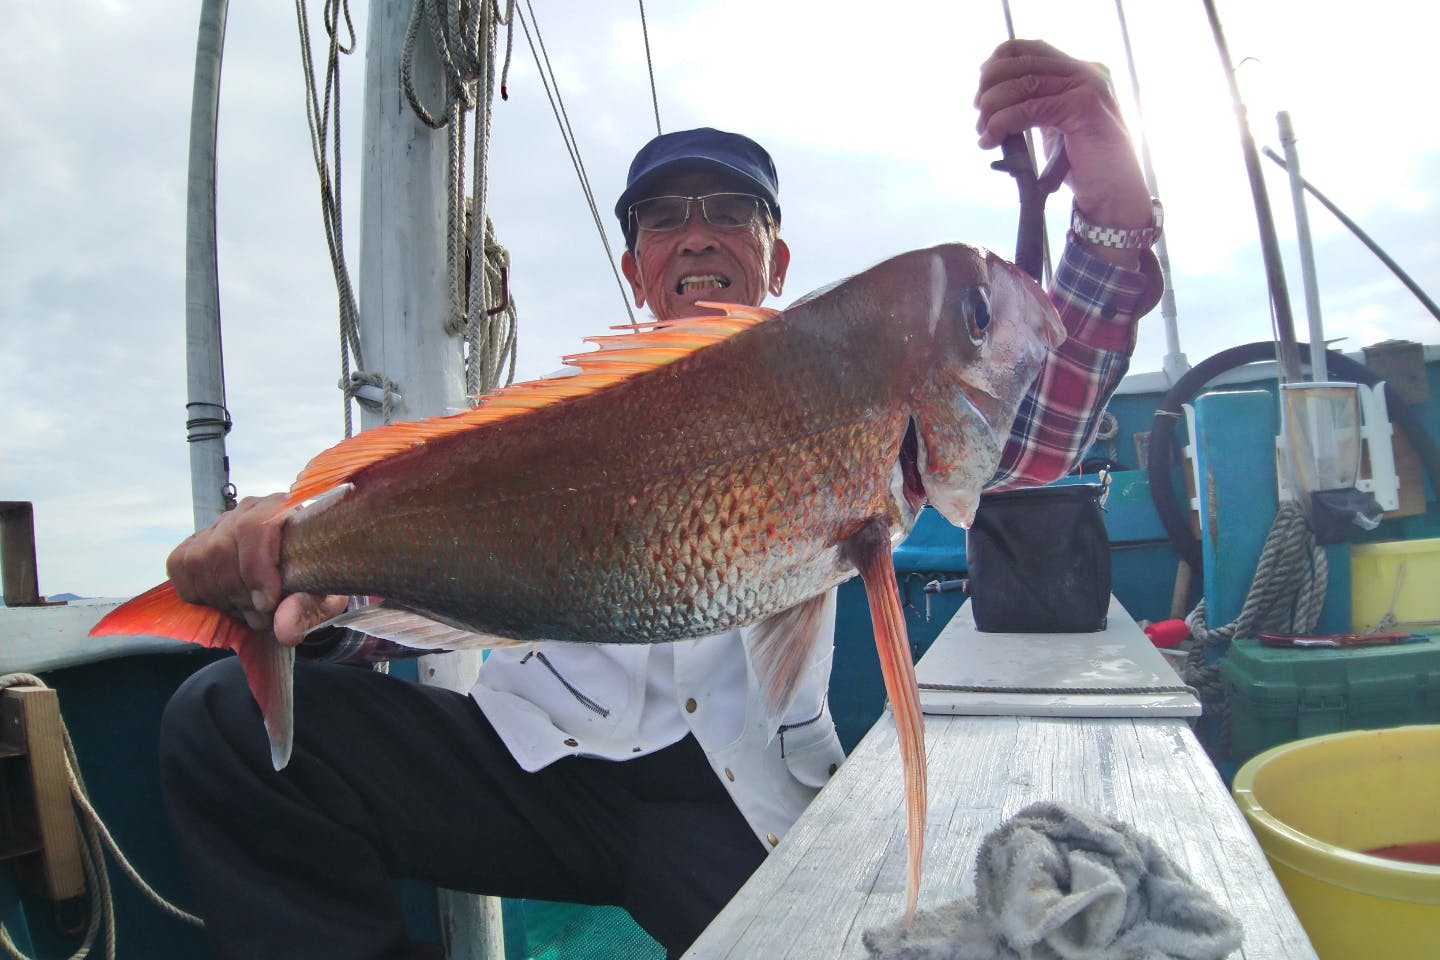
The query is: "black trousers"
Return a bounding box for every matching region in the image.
[159,657,767,960]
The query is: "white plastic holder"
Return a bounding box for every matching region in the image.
[1271,381,1399,512]
[1355,382,1400,511]
[1182,403,1201,517]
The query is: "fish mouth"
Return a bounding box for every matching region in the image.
[675,273,731,295]
[899,419,926,514]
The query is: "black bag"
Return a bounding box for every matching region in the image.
[965,483,1111,633]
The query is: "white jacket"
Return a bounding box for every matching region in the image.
[470,589,847,850]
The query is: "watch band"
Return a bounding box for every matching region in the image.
[1070,198,1164,250]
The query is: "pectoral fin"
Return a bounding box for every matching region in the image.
[746,591,834,732]
[236,639,295,770]
[843,519,927,924]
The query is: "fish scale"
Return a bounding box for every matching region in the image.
[281,416,895,644]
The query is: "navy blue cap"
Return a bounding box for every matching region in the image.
[614,127,780,241]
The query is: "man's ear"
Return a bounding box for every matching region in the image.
[769,237,791,298]
[621,249,646,308]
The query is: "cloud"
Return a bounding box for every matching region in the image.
[3,0,1437,598]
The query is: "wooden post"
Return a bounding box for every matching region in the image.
[0,501,42,606]
[0,685,86,901]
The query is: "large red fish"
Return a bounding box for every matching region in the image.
[94,242,1063,919]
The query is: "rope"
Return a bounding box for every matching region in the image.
[1363,561,1440,633]
[342,370,402,423]
[1184,500,1328,646]
[1092,410,1120,466]
[0,675,202,960]
[463,2,518,397]
[515,0,637,327]
[1180,500,1328,755]
[401,0,521,398]
[637,0,661,136]
[294,0,370,437]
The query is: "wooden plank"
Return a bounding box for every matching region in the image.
[0,501,41,605]
[916,597,1200,718]
[687,713,1317,959]
[4,685,85,900]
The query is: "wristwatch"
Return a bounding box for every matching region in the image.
[1070,198,1164,250]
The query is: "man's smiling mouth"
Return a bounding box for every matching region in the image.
[676,274,731,295]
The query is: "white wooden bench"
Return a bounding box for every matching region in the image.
[687,598,1318,959]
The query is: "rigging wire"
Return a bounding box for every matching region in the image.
[515,0,638,326]
[638,0,662,136]
[294,0,370,436]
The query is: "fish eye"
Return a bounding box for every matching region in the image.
[963,287,991,344]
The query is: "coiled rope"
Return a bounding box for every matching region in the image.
[1185,500,1329,647]
[402,0,520,399]
[298,0,521,433]
[1181,500,1328,746]
[0,675,202,960]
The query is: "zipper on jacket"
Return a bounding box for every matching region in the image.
[777,694,827,759]
[521,651,611,718]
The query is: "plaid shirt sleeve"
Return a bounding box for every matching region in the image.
[985,241,1163,492]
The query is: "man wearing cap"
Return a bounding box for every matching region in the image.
[158,39,1162,960]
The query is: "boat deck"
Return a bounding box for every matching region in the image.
[688,600,1318,959]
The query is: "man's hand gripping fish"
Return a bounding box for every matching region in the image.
[94,242,1063,921]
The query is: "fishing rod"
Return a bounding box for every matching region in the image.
[1201,0,1303,384]
[1113,0,1187,381]
[992,0,1069,284]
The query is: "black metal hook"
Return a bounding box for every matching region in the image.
[991,134,1070,283]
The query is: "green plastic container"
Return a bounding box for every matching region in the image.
[1220,636,1440,766]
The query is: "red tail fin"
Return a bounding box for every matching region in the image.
[90,581,257,651]
[92,582,295,769]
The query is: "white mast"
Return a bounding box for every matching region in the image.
[357,4,499,956]
[356,3,467,431]
[184,0,234,530]
[1277,111,1327,381]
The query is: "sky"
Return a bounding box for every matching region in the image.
[3,0,1438,599]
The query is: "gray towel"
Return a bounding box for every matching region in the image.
[863,802,1242,960]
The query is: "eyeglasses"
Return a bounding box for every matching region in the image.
[628,193,770,234]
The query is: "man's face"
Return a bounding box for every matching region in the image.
[621,171,790,322]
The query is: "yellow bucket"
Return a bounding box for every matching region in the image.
[1233,726,1440,960]
[1350,537,1440,632]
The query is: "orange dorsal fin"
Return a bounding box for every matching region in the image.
[283,305,778,510]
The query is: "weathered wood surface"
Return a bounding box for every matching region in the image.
[917,596,1201,718]
[689,600,1317,959]
[689,714,1316,959]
